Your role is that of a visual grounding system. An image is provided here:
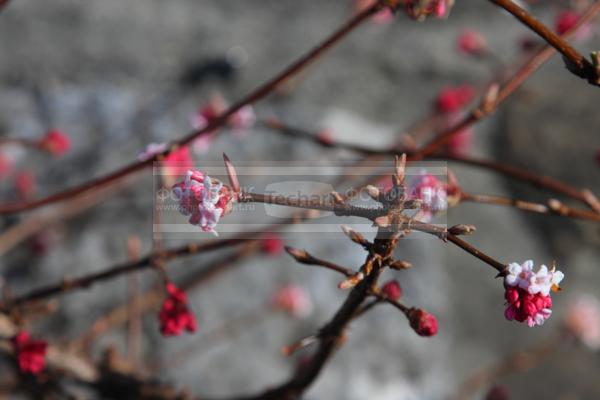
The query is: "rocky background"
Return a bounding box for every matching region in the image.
[0,1,599,399]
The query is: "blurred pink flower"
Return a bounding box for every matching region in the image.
[564,294,600,350]
[457,29,487,56]
[271,284,313,319]
[435,85,475,114]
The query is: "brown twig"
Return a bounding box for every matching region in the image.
[0,2,381,215]
[487,0,599,85]
[461,192,600,222]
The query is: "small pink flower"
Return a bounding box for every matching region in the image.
[12,331,47,375]
[271,284,313,319]
[381,280,402,301]
[409,172,449,221]
[172,170,233,235]
[0,152,13,179]
[158,282,197,336]
[408,308,438,337]
[14,171,36,199]
[457,29,487,56]
[261,233,284,256]
[39,129,70,157]
[564,294,600,350]
[435,85,475,114]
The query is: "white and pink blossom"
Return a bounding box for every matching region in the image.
[503,260,564,328]
[172,170,233,236]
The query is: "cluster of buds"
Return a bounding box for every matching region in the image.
[271,284,313,319]
[38,129,71,157]
[172,170,234,235]
[503,260,564,327]
[408,171,460,222]
[158,282,197,336]
[12,331,47,375]
[190,94,256,153]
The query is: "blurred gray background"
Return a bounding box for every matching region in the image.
[0,1,599,399]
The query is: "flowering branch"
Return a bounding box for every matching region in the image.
[487,0,600,86]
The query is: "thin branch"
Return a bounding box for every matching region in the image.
[2,237,249,309]
[461,192,600,222]
[238,191,386,220]
[261,118,596,210]
[418,1,600,156]
[0,2,381,215]
[488,0,599,85]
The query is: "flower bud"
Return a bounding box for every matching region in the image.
[448,224,476,235]
[338,272,364,290]
[389,260,412,270]
[408,308,438,337]
[284,247,312,264]
[381,280,402,301]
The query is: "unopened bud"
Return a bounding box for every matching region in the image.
[338,272,364,290]
[341,225,369,246]
[330,191,345,205]
[548,199,568,215]
[394,154,407,184]
[408,308,438,337]
[448,224,476,235]
[389,260,413,270]
[223,153,241,194]
[381,280,402,301]
[479,83,500,116]
[373,215,390,228]
[365,185,380,201]
[284,246,312,264]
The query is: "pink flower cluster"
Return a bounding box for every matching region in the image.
[503,260,564,327]
[12,331,47,375]
[409,171,458,222]
[172,170,233,235]
[271,284,313,319]
[158,282,197,336]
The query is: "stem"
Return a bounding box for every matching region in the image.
[238,191,386,220]
[461,192,600,222]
